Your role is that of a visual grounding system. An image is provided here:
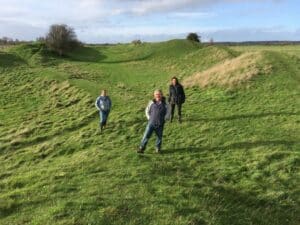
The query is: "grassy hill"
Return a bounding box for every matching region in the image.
[0,40,299,225]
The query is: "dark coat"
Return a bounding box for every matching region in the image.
[146,97,168,127]
[168,84,185,104]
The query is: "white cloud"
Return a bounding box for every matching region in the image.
[170,12,216,18]
[0,0,111,27]
[123,0,281,15]
[0,0,282,26]
[129,0,201,15]
[0,0,293,42]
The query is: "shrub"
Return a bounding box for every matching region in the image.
[45,24,80,56]
[187,33,201,43]
[36,36,46,43]
[132,39,142,45]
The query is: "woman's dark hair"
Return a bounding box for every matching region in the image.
[171,76,179,85]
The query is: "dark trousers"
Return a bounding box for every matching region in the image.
[99,110,110,127]
[170,103,182,121]
[140,123,164,150]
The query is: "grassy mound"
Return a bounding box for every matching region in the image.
[9,43,59,66]
[163,45,238,77]
[91,44,153,63]
[183,51,272,88]
[0,70,94,152]
[0,40,299,225]
[0,50,27,68]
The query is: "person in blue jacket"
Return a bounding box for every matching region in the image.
[95,90,112,132]
[137,89,170,154]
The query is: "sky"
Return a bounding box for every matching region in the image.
[0,0,299,43]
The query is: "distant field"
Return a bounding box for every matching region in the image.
[229,44,300,57]
[0,40,299,225]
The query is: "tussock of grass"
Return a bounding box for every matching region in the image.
[57,63,100,81]
[183,52,272,88]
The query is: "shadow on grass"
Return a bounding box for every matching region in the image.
[100,53,153,64]
[164,139,300,154]
[206,184,300,225]
[60,47,153,64]
[0,199,18,218]
[187,111,300,122]
[11,45,107,65]
[66,46,107,62]
[119,111,299,127]
[0,197,46,219]
[0,52,26,67]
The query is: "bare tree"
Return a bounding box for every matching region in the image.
[45,24,80,56]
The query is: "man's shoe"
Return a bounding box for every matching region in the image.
[137,147,144,154]
[155,148,162,154]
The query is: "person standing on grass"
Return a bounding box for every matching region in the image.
[137,90,170,154]
[168,76,185,123]
[95,90,112,132]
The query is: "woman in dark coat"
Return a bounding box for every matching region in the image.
[168,76,185,123]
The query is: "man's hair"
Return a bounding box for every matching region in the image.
[154,89,163,95]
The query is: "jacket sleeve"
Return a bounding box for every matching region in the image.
[168,86,172,103]
[95,97,100,110]
[145,101,152,120]
[165,103,171,120]
[108,97,112,109]
[181,85,185,103]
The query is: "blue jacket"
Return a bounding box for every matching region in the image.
[145,97,170,126]
[95,96,112,112]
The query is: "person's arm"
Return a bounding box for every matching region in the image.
[181,85,185,103]
[168,86,172,103]
[95,97,100,110]
[145,101,152,120]
[108,97,112,110]
[165,103,171,121]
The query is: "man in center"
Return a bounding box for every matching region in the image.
[137,89,170,154]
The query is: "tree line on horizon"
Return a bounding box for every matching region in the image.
[2,23,300,55]
[1,23,203,56]
[38,24,202,56]
[0,37,28,45]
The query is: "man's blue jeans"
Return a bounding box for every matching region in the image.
[99,110,110,126]
[140,123,164,150]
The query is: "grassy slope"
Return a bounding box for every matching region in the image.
[0,41,299,225]
[230,45,300,58]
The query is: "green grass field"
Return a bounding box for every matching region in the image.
[0,40,299,225]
